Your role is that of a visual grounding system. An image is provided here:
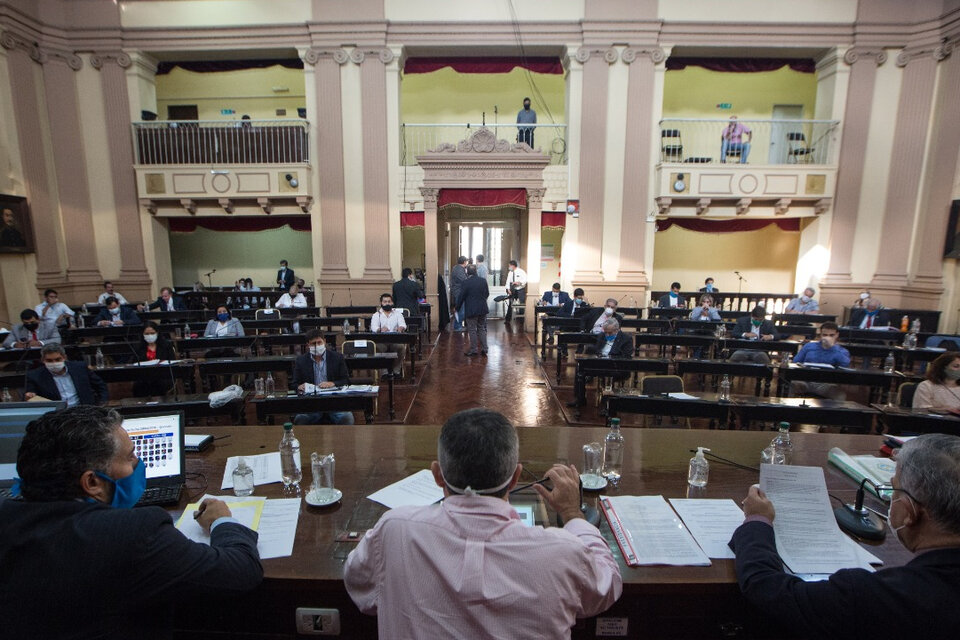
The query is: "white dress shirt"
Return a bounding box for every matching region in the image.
[51,371,80,407]
[97,292,129,305]
[506,267,527,291]
[35,302,74,326]
[371,310,406,333]
[276,293,307,308]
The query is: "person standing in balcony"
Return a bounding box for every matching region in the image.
[516,97,537,148]
[720,115,752,164]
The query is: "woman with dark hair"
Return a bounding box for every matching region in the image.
[132,322,177,397]
[913,352,960,413]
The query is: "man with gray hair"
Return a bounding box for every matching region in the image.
[344,408,622,638]
[784,287,820,314]
[24,343,108,406]
[729,433,960,638]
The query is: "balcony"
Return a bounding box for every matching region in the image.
[132,119,312,216]
[402,123,568,166]
[654,118,840,217]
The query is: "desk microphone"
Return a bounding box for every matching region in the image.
[328,292,335,310]
[834,477,886,541]
[348,288,354,306]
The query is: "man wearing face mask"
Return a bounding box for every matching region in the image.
[24,344,108,407]
[0,405,262,638]
[292,331,354,425]
[371,293,407,376]
[658,282,686,308]
[516,96,537,148]
[847,297,891,329]
[729,306,779,364]
[852,290,871,309]
[784,287,820,315]
[789,322,850,401]
[2,308,61,348]
[560,287,590,317]
[582,298,625,335]
[728,434,960,639]
[94,296,141,327]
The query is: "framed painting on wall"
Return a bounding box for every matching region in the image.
[0,195,33,253]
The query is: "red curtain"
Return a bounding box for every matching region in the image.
[666,57,815,73]
[401,212,425,228]
[438,188,527,211]
[404,57,563,75]
[168,216,311,233]
[541,212,566,229]
[655,218,801,233]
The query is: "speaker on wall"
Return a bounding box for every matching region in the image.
[944,200,960,258]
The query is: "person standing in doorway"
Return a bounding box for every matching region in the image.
[516,97,537,148]
[457,265,490,357]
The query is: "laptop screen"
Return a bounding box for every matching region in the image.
[120,412,185,483]
[0,402,67,481]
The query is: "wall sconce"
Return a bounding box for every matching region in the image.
[285,173,299,188]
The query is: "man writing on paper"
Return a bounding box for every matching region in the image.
[0,405,262,638]
[344,408,622,638]
[729,433,960,639]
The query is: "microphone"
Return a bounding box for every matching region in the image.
[204,269,216,277]
[328,292,335,309]
[834,477,886,541]
[348,287,354,306]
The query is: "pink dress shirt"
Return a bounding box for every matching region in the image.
[344,495,623,639]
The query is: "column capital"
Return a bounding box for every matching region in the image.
[0,30,81,70]
[526,187,546,209]
[348,47,395,65]
[420,187,439,206]
[842,47,887,66]
[302,47,349,66]
[90,51,132,70]
[896,40,954,67]
[621,46,665,65]
[574,46,618,65]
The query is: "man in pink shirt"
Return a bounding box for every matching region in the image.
[721,115,752,163]
[344,408,623,638]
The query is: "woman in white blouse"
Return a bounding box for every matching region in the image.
[204,305,245,337]
[276,284,307,309]
[913,352,960,413]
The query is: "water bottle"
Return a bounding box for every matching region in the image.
[900,315,909,332]
[884,352,896,374]
[265,372,275,398]
[81,303,88,315]
[719,374,732,401]
[343,319,351,335]
[232,457,255,496]
[602,418,624,485]
[910,318,921,334]
[254,376,265,398]
[183,323,191,339]
[77,314,85,329]
[279,422,302,490]
[357,318,364,333]
[95,348,105,369]
[2,387,12,403]
[761,422,794,465]
[779,353,791,370]
[687,447,710,488]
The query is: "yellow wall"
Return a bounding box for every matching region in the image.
[169,225,313,289]
[651,224,800,294]
[663,66,817,120]
[155,65,306,121]
[401,227,426,271]
[401,67,565,125]
[540,227,564,284]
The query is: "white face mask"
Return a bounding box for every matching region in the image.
[45,361,66,373]
[310,345,326,357]
[800,295,810,303]
[110,307,121,315]
[144,334,158,344]
[604,307,614,316]
[860,292,870,300]
[887,496,911,546]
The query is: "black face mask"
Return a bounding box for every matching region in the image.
[382,304,393,312]
[23,322,39,331]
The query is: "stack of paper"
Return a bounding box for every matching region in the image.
[600,495,711,566]
[668,499,744,559]
[175,493,301,559]
[367,469,444,508]
[221,452,282,489]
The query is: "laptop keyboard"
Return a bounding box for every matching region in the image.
[137,484,183,507]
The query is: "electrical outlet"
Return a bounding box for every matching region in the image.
[295,608,340,635]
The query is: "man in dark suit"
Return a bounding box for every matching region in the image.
[729,306,779,364]
[147,286,187,312]
[540,282,572,307]
[449,256,468,331]
[25,344,108,406]
[847,297,892,329]
[95,296,142,327]
[456,265,490,356]
[392,267,423,315]
[658,282,686,308]
[569,319,634,407]
[729,433,960,639]
[560,287,590,317]
[1,405,262,638]
[277,259,296,290]
[292,330,354,425]
[581,298,625,334]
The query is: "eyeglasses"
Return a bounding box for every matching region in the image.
[874,483,920,504]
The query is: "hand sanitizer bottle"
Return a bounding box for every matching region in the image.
[688,447,710,487]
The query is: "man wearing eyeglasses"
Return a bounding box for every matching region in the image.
[729,434,960,638]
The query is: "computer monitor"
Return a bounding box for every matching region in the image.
[0,401,67,485]
[119,411,185,486]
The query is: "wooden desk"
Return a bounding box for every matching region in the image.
[250,392,377,424]
[632,333,714,358]
[776,363,917,403]
[735,396,879,432]
[111,392,247,424]
[873,404,960,436]
[717,338,801,357]
[604,391,734,428]
[338,332,418,377]
[675,359,773,396]
[172,425,908,640]
[574,357,670,413]
[555,333,599,383]
[93,361,196,387]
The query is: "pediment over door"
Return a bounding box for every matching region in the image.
[416,127,550,190]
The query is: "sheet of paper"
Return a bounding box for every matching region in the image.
[221,452,283,489]
[602,495,711,566]
[800,362,834,369]
[367,468,444,509]
[667,392,700,400]
[669,498,743,559]
[760,464,869,575]
[256,497,302,559]
[175,497,264,545]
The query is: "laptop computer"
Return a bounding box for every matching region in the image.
[0,401,67,499]
[120,411,186,507]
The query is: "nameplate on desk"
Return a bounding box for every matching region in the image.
[353,340,368,348]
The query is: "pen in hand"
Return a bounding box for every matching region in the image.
[193,502,207,520]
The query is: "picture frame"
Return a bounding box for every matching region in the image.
[0,194,34,253]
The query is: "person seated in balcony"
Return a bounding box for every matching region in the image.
[784,287,819,315]
[720,115,752,164]
[97,281,129,306]
[658,282,686,308]
[852,289,871,309]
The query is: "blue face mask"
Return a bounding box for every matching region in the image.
[94,459,146,509]
[866,309,878,316]
[217,312,230,322]
[605,334,616,342]
[705,284,713,291]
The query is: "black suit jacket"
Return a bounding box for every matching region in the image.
[277,267,296,289]
[580,308,625,332]
[392,278,422,315]
[658,293,686,308]
[730,520,960,639]
[848,308,892,329]
[25,360,108,405]
[560,299,591,317]
[455,275,490,318]
[0,500,262,639]
[293,350,351,388]
[586,331,634,358]
[148,295,187,312]
[732,316,780,340]
[133,339,178,362]
[540,291,572,306]
[95,307,142,326]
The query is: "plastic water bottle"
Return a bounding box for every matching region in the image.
[884,352,896,374]
[77,314,85,329]
[265,372,275,398]
[688,447,710,487]
[602,418,624,484]
[254,376,265,398]
[343,319,351,335]
[279,422,302,490]
[2,387,12,403]
[719,374,732,401]
[81,303,88,315]
[95,348,105,369]
[761,422,794,465]
[232,457,255,497]
[183,323,191,339]
[357,318,364,333]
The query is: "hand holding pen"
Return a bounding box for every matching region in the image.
[192,498,231,533]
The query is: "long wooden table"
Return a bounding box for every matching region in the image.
[171,425,910,640]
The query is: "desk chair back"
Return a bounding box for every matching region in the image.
[897,382,917,408]
[641,375,684,396]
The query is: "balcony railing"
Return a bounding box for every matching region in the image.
[658,118,840,165]
[132,119,310,165]
[402,123,568,165]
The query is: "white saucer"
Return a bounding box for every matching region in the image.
[580,474,608,491]
[305,488,342,506]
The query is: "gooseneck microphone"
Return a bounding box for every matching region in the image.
[834,477,886,541]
